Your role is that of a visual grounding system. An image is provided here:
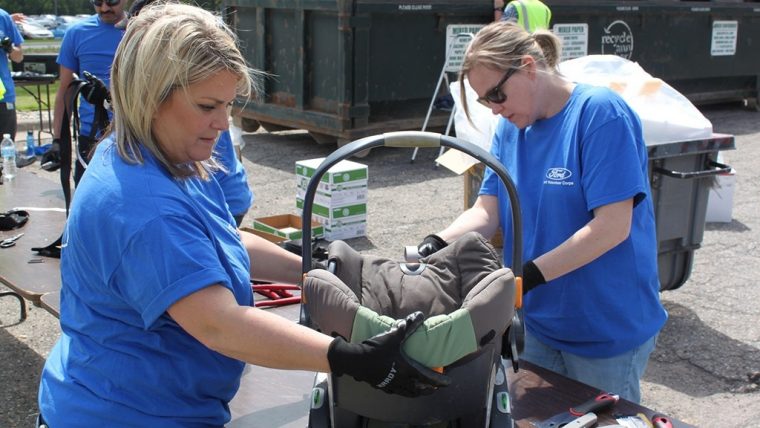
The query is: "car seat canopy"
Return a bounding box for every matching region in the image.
[303,232,515,367]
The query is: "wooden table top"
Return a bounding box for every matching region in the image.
[0,169,64,304]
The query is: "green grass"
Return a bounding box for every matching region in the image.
[22,38,61,54]
[14,81,60,112]
[13,39,61,112]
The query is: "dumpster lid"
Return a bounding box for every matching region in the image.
[647,133,735,159]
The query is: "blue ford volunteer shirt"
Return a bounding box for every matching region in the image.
[39,136,254,426]
[480,84,667,358]
[56,15,124,137]
[215,130,254,216]
[0,10,24,103]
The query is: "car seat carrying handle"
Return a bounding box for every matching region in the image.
[299,131,524,359]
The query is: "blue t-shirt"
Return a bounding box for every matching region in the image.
[480,84,667,358]
[214,130,253,216]
[57,15,124,137]
[0,9,24,103]
[39,136,254,426]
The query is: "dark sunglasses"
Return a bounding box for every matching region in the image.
[476,62,523,107]
[90,0,121,6]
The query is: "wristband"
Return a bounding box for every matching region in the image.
[522,260,546,294]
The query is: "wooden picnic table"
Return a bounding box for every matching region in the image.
[0,168,63,316]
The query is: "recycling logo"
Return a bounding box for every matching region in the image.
[601,20,634,59]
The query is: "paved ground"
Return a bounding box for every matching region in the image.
[1,104,759,427]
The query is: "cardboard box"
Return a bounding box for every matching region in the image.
[295,158,368,189]
[251,214,324,242]
[296,184,368,207]
[240,227,286,244]
[296,199,367,225]
[706,169,736,223]
[324,221,367,241]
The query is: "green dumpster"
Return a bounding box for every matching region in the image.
[545,0,760,106]
[223,0,490,144]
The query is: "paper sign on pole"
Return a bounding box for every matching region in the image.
[444,25,484,72]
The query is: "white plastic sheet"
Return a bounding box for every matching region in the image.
[558,55,713,145]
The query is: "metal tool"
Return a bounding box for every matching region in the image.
[651,413,674,428]
[533,392,619,428]
[0,232,24,248]
[563,413,597,428]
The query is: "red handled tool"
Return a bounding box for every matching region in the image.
[252,283,301,307]
[533,393,619,428]
[652,413,674,428]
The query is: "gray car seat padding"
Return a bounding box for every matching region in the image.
[302,232,516,367]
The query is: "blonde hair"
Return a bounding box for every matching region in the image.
[458,21,562,120]
[110,1,258,179]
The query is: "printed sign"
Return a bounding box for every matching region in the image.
[553,23,589,61]
[601,20,634,59]
[445,24,484,72]
[711,21,738,56]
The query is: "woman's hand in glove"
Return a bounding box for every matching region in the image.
[417,234,448,258]
[40,140,62,172]
[327,311,451,397]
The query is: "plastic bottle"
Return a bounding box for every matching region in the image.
[26,130,36,159]
[1,133,16,181]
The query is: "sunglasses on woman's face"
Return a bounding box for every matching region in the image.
[476,63,522,107]
[90,0,121,7]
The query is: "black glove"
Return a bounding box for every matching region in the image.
[522,260,546,294]
[40,139,61,172]
[417,234,448,258]
[0,37,12,54]
[81,71,111,109]
[327,311,451,397]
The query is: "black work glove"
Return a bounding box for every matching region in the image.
[417,234,448,258]
[522,260,546,294]
[40,139,61,172]
[81,71,111,109]
[0,37,12,54]
[327,311,451,397]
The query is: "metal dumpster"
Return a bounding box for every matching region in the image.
[222,0,489,144]
[545,1,760,107]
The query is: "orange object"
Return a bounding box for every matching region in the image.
[515,277,523,309]
[432,367,444,373]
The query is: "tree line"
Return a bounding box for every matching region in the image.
[3,0,223,16]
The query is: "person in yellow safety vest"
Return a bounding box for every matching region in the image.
[494,0,551,32]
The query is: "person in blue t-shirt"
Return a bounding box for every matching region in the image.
[215,130,254,226]
[0,8,24,140]
[51,0,126,184]
[415,21,667,403]
[128,0,255,228]
[37,4,448,426]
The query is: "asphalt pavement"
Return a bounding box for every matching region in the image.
[1,104,759,427]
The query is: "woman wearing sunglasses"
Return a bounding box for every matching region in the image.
[415,21,666,404]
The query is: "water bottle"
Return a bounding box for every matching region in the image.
[1,133,17,181]
[26,130,36,159]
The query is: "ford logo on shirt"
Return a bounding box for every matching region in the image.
[546,168,572,181]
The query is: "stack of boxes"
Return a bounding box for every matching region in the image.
[295,158,368,240]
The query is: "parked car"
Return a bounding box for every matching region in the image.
[29,14,58,29]
[52,15,86,39]
[18,21,54,39]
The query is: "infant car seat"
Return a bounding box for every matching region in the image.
[303,232,516,427]
[298,131,525,428]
